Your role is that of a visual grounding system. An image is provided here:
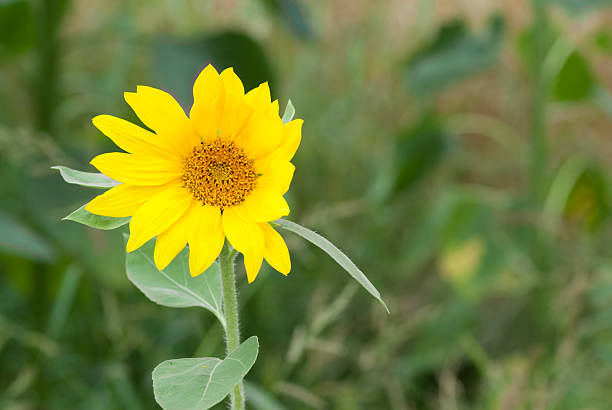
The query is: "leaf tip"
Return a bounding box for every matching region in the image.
[379,299,390,315]
[241,335,260,354]
[245,335,259,346]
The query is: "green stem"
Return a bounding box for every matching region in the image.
[530,0,548,205]
[219,242,245,409]
[529,0,550,270]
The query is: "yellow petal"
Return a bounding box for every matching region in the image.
[235,83,276,149]
[90,152,183,186]
[218,67,252,139]
[85,183,168,217]
[261,223,291,275]
[126,184,193,252]
[244,82,271,108]
[124,86,197,154]
[190,64,223,143]
[253,118,302,174]
[222,206,264,283]
[242,188,289,222]
[92,115,179,160]
[277,118,303,162]
[237,101,284,160]
[187,205,224,277]
[243,250,264,284]
[255,159,295,195]
[153,203,195,270]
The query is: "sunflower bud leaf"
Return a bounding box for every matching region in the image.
[281,99,295,124]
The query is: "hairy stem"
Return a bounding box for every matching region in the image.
[219,242,245,409]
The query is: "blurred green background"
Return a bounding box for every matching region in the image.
[2,0,612,408]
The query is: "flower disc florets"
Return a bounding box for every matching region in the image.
[183,140,257,208]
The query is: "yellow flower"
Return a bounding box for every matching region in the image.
[85,65,302,283]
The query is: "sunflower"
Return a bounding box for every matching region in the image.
[85,65,302,283]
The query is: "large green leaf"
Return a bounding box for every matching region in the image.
[564,166,610,231]
[274,219,389,312]
[154,30,275,109]
[594,30,612,53]
[152,336,259,410]
[63,204,130,230]
[544,157,610,232]
[0,212,55,261]
[553,51,596,101]
[125,238,226,328]
[404,15,504,97]
[52,166,119,188]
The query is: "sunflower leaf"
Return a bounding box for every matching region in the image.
[152,336,259,410]
[274,219,389,313]
[124,237,226,328]
[52,165,120,189]
[281,99,295,124]
[63,204,130,230]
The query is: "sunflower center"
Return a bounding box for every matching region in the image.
[183,140,257,208]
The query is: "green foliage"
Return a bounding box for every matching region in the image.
[45,264,81,339]
[517,21,599,101]
[404,15,504,97]
[393,113,450,195]
[244,382,287,410]
[152,336,259,410]
[3,1,612,409]
[516,17,558,73]
[0,212,55,261]
[553,51,596,101]
[125,238,226,328]
[0,0,34,55]
[259,0,312,40]
[553,0,612,14]
[564,167,611,231]
[594,30,612,53]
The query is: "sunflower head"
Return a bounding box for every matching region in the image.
[85,65,303,283]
